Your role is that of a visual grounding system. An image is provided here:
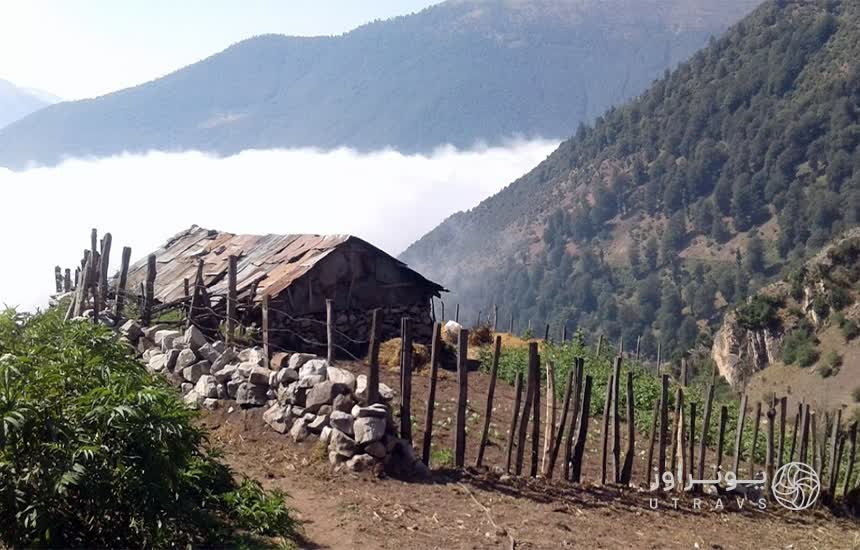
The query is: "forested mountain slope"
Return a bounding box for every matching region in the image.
[0,0,759,169]
[402,0,860,361]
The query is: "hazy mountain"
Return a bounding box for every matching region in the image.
[0,0,760,169]
[0,79,57,130]
[401,0,860,363]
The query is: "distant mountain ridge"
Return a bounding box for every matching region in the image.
[0,79,57,130]
[401,0,860,362]
[0,0,760,169]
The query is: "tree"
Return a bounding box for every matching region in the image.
[744,233,766,273]
[627,243,642,278]
[644,236,659,271]
[661,211,687,259]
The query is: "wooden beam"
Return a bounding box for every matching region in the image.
[504,371,523,474]
[367,309,383,405]
[453,328,469,468]
[400,317,414,443]
[114,246,131,322]
[421,322,442,466]
[476,335,502,468]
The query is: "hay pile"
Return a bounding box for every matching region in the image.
[377,338,431,369]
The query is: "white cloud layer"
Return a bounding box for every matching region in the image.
[0,139,558,310]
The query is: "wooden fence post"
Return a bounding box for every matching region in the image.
[515,346,536,475]
[673,389,686,491]
[64,268,72,292]
[670,387,682,478]
[421,322,442,466]
[696,383,715,493]
[827,409,842,500]
[656,341,662,373]
[766,405,775,499]
[657,374,669,489]
[455,303,459,323]
[635,336,641,363]
[688,401,696,483]
[261,294,270,369]
[562,358,583,481]
[541,360,556,476]
[749,402,762,479]
[645,396,660,488]
[509,312,514,334]
[114,246,131,321]
[367,309,383,405]
[543,323,550,343]
[453,328,469,468]
[799,403,811,465]
[789,403,801,462]
[778,396,787,469]
[571,375,593,483]
[504,371,523,474]
[141,254,156,326]
[73,252,92,317]
[601,373,613,485]
[493,304,498,331]
[596,334,603,357]
[732,393,748,475]
[476,336,502,468]
[548,362,574,479]
[98,232,112,316]
[611,357,622,483]
[400,317,414,443]
[187,259,205,329]
[715,406,728,477]
[621,370,635,484]
[326,299,335,364]
[843,421,858,497]
[811,412,820,477]
[54,266,62,293]
[529,342,541,477]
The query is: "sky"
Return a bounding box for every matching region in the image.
[0,0,440,100]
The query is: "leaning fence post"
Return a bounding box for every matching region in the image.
[789,403,801,462]
[476,335,501,468]
[621,370,635,484]
[732,393,748,475]
[114,246,131,322]
[453,328,469,468]
[635,336,641,363]
[827,409,842,500]
[226,255,237,344]
[799,403,811,465]
[766,405,775,499]
[645,396,660,488]
[529,343,541,477]
[562,358,583,481]
[515,343,537,475]
[658,374,669,489]
[548,362,574,479]
[421,322,442,466]
[670,387,682,478]
[541,360,556,476]
[695,383,715,493]
[187,259,205,330]
[715,406,728,477]
[571,375,593,483]
[778,396,787,469]
[601,373,614,485]
[749,402,762,479]
[400,317,414,443]
[843,421,858,497]
[504,371,523,474]
[141,254,156,326]
[688,401,697,483]
[367,309,383,405]
[611,357,622,483]
[98,232,112,316]
[326,299,335,364]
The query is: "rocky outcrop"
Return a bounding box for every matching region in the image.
[711,310,782,389]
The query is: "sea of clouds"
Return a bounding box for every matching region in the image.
[0,139,559,310]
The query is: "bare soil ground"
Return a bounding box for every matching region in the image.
[202,361,860,549]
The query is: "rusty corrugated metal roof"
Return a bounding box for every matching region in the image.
[122,225,442,305]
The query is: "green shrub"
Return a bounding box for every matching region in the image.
[841,319,859,342]
[0,308,300,548]
[781,323,819,367]
[736,295,782,331]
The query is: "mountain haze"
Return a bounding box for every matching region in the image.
[0,0,760,169]
[402,0,860,364]
[0,79,57,130]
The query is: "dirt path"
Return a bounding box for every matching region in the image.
[201,362,860,549]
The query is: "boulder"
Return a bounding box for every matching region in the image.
[211,348,238,373]
[308,415,329,433]
[182,361,210,384]
[142,324,168,340]
[180,382,194,394]
[175,349,197,371]
[119,319,142,343]
[346,454,376,472]
[332,393,355,413]
[329,411,355,436]
[290,417,309,442]
[329,428,357,457]
[202,398,220,410]
[317,405,332,417]
[183,325,207,351]
[356,403,388,419]
[263,404,293,434]
[154,329,182,349]
[148,353,167,372]
[211,341,226,354]
[213,363,238,383]
[288,353,316,371]
[226,379,242,399]
[274,367,299,386]
[238,347,266,367]
[326,366,356,392]
[164,349,180,371]
[194,375,219,399]
[354,416,386,445]
[297,375,325,388]
[216,384,227,400]
[248,366,271,386]
[183,390,202,408]
[355,374,394,403]
[136,337,156,354]
[319,426,333,445]
[305,381,348,413]
[299,359,328,379]
[271,352,290,370]
[279,382,308,407]
[236,382,267,407]
[197,342,221,364]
